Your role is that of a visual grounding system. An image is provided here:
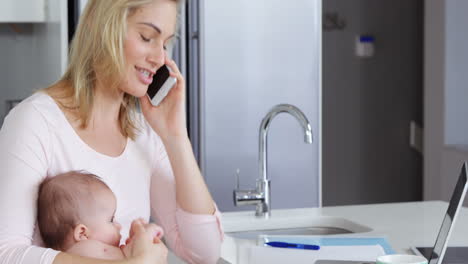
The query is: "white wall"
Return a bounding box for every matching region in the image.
[424,0,468,205]
[444,0,468,146]
[440,146,468,206]
[424,0,446,202]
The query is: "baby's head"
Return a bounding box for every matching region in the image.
[37,171,122,251]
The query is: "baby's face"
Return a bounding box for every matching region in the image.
[83,188,122,246]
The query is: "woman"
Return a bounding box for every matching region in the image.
[0,0,223,264]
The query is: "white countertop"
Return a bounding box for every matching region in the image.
[220,201,468,263]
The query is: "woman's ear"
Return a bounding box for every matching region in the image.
[73,224,89,242]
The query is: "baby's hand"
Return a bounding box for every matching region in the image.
[120,219,168,263]
[125,218,164,245]
[145,222,164,241]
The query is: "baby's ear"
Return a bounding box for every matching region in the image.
[73,224,89,242]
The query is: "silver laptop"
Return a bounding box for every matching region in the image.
[317,162,468,264]
[411,162,468,264]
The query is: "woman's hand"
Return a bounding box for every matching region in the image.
[124,219,165,244]
[139,57,187,141]
[143,222,164,240]
[121,219,168,264]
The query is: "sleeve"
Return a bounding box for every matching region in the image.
[149,134,224,264]
[0,102,60,264]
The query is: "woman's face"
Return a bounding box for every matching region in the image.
[120,0,177,97]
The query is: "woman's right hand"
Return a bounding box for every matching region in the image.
[121,219,168,264]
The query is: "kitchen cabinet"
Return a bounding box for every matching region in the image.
[0,0,67,123]
[0,0,45,23]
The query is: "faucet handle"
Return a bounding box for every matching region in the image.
[232,168,266,209]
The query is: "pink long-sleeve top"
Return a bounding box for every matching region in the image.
[0,92,223,264]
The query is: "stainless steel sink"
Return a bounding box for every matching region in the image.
[228,226,353,240]
[222,213,373,264]
[225,216,372,241]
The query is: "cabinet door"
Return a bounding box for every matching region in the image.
[0,0,67,124]
[0,0,45,23]
[199,0,322,211]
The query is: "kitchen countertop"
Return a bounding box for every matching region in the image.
[219,201,468,263]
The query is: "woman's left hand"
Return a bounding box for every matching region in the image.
[139,57,187,141]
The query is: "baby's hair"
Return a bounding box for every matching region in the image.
[37,171,111,251]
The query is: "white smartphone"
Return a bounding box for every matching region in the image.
[146,65,177,106]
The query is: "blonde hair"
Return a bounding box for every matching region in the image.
[47,0,180,139]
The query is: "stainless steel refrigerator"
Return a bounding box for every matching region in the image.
[184,0,322,212]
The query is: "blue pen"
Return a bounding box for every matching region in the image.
[265,241,320,250]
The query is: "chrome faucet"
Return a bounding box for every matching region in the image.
[233,104,313,218]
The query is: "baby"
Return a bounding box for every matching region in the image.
[37,171,163,260]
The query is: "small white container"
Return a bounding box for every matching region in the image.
[355,35,375,58]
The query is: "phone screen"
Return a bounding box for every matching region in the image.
[147,65,170,99]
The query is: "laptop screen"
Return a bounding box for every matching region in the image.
[429,163,468,264]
